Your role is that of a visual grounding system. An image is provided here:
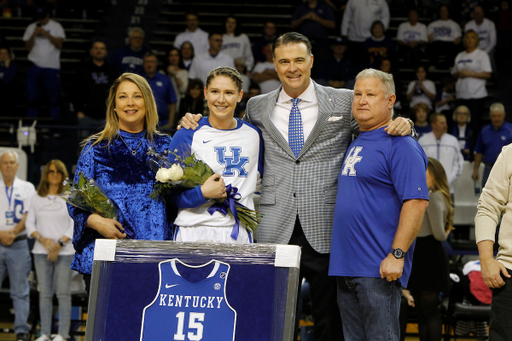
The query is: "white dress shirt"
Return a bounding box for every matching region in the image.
[270,81,318,143]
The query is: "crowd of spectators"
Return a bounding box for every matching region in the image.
[1,1,510,133]
[0,1,510,181]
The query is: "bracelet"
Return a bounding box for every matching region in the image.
[35,234,41,241]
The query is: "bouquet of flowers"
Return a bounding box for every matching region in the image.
[147,147,262,235]
[61,172,118,221]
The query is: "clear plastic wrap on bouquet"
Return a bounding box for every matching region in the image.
[61,172,118,220]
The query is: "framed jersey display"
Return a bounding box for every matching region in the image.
[85,240,301,341]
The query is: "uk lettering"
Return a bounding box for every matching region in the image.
[342,146,363,176]
[214,146,249,177]
[159,294,224,309]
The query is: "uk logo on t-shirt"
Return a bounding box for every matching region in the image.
[341,146,363,176]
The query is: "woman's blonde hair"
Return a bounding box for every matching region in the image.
[427,157,454,232]
[82,73,160,147]
[37,159,69,197]
[452,105,471,123]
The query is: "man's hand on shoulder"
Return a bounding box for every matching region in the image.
[177,113,202,130]
[385,117,413,136]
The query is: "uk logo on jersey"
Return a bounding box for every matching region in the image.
[342,146,363,176]
[92,72,109,85]
[214,146,249,177]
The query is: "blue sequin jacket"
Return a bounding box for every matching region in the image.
[68,130,173,274]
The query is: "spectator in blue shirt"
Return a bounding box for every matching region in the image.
[0,45,19,117]
[362,20,398,73]
[252,20,278,64]
[142,52,177,127]
[109,27,150,75]
[291,0,335,70]
[473,103,512,187]
[412,103,432,138]
[316,37,355,89]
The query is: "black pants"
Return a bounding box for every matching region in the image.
[290,217,344,341]
[83,273,91,295]
[490,268,512,341]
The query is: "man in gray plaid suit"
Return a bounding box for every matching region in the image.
[181,32,413,341]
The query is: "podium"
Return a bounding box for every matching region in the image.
[86,240,301,341]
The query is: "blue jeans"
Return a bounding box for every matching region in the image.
[336,276,402,341]
[26,64,61,120]
[0,240,31,334]
[34,254,73,338]
[482,164,493,189]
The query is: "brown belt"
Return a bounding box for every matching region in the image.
[13,235,28,242]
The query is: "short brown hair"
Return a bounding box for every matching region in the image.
[412,103,430,116]
[272,32,312,58]
[429,112,445,124]
[205,66,243,92]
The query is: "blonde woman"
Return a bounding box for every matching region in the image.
[26,160,74,341]
[67,73,173,292]
[407,157,453,341]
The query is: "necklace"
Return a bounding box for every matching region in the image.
[119,135,144,155]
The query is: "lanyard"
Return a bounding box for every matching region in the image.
[5,185,14,210]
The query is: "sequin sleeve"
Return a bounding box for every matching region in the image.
[67,142,99,255]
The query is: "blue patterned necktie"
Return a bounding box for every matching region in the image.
[288,98,304,158]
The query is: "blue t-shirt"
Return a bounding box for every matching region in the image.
[291,2,335,39]
[144,72,177,122]
[415,124,432,138]
[0,61,19,85]
[329,127,428,287]
[109,45,150,75]
[474,122,512,164]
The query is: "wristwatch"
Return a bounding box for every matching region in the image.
[391,248,406,259]
[58,239,65,247]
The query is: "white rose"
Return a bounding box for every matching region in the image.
[155,168,173,182]
[168,164,184,181]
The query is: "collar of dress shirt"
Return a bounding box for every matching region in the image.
[277,80,317,107]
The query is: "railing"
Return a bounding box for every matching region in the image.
[0,122,175,184]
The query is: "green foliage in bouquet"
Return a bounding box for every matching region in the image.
[148,149,213,203]
[148,148,262,233]
[61,172,117,219]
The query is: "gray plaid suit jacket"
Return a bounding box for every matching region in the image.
[244,81,358,254]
